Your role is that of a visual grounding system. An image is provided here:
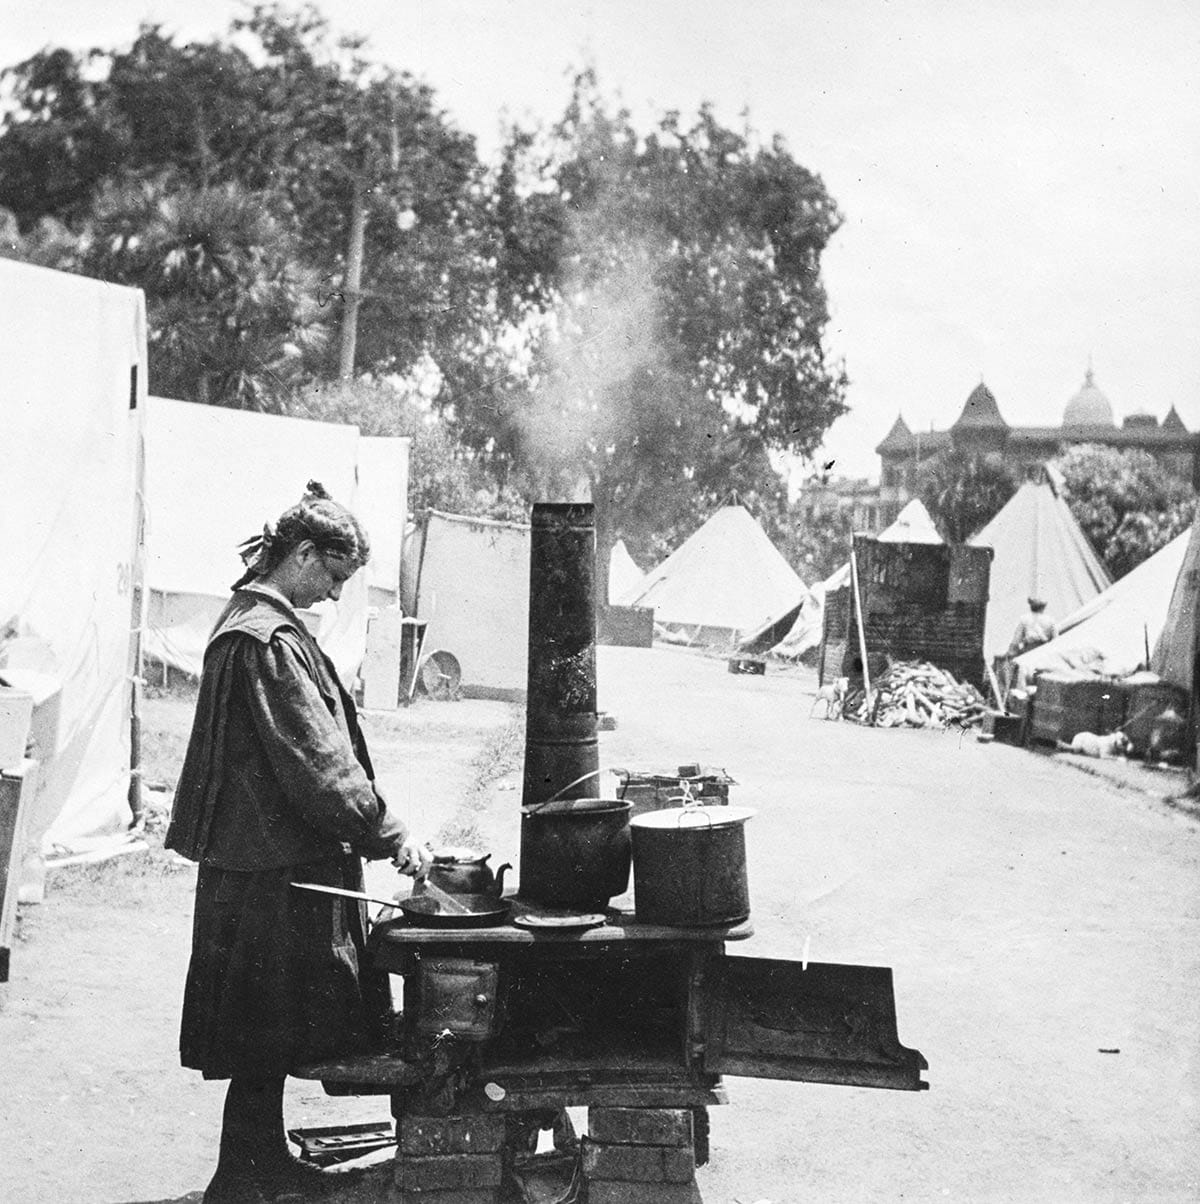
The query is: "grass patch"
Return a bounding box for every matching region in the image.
[437,709,525,847]
[139,680,199,790]
[46,834,194,907]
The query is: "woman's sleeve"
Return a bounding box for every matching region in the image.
[241,635,408,858]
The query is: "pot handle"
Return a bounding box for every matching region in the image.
[675,806,714,828]
[529,766,630,810]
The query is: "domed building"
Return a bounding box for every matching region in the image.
[1061,367,1114,429]
[870,366,1197,527]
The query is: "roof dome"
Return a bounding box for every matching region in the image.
[1062,367,1114,428]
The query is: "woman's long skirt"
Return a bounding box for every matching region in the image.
[180,854,391,1080]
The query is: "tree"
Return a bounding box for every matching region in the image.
[0,8,500,410]
[1055,445,1197,578]
[916,451,1017,543]
[0,47,125,227]
[781,503,855,583]
[293,377,528,520]
[474,76,848,597]
[76,177,324,407]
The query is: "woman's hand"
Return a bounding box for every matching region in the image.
[393,839,433,879]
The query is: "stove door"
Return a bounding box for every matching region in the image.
[698,957,927,1091]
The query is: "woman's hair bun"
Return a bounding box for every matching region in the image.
[304,480,332,501]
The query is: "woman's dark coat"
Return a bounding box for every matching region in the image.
[166,587,406,1078]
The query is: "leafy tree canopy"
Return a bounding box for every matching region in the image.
[0,24,850,562]
[782,503,855,584]
[293,377,528,521]
[916,451,1017,543]
[0,5,494,404]
[1055,445,1196,579]
[475,73,848,586]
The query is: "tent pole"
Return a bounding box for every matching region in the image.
[127,406,147,829]
[850,540,874,724]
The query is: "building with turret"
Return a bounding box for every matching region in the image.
[872,368,1197,528]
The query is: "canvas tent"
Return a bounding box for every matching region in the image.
[356,435,411,607]
[970,478,1111,661]
[618,505,809,646]
[1151,517,1200,691]
[405,510,531,700]
[769,562,851,660]
[142,397,408,687]
[878,498,942,543]
[1,260,147,852]
[1014,528,1189,682]
[608,539,645,604]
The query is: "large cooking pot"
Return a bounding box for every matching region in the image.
[630,804,755,926]
[519,797,632,909]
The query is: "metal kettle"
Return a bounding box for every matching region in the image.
[420,847,510,898]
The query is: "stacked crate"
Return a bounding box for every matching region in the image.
[621,767,732,820]
[1029,674,1128,744]
[583,1107,701,1203]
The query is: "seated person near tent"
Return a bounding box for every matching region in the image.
[165,481,432,1204]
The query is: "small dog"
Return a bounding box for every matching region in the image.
[810,676,848,720]
[1056,730,1130,759]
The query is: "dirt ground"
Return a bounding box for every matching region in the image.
[2,645,1198,1203]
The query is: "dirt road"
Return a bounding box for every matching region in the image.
[595,646,1200,1204]
[2,645,1197,1202]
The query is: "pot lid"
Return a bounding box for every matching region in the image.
[630,805,756,830]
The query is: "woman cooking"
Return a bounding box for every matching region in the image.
[165,481,431,1203]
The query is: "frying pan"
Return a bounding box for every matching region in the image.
[399,893,513,928]
[292,882,512,928]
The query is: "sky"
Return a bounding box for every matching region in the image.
[4,0,1198,482]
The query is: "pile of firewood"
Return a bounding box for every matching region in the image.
[844,661,989,729]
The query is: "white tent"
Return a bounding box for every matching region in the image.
[406,510,531,700]
[771,561,851,660]
[1,261,147,851]
[142,397,407,687]
[1152,516,1200,690]
[619,506,809,646]
[608,539,645,604]
[1014,529,1189,681]
[970,479,1111,661]
[357,435,411,606]
[878,498,942,543]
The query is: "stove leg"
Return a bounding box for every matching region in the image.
[389,1103,505,1203]
[583,1107,703,1203]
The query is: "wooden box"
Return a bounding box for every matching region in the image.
[1029,675,1127,744]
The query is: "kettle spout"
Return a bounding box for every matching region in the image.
[494,863,512,897]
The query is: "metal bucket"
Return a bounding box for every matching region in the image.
[630,805,755,926]
[519,799,632,908]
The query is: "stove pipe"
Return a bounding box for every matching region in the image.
[521,502,600,806]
